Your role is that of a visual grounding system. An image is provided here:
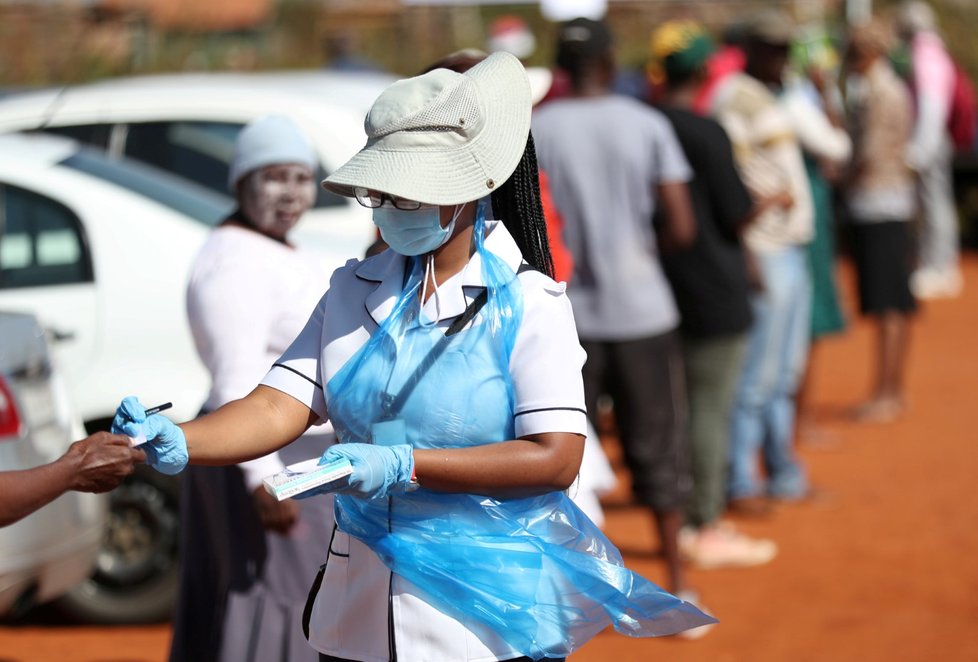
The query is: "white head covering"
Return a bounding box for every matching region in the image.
[227,115,317,191]
[322,51,531,206]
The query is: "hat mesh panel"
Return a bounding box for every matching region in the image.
[379,80,482,136]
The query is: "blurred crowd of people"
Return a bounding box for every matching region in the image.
[475,0,971,640]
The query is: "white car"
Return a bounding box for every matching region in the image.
[0,132,239,622]
[0,72,394,623]
[0,70,395,263]
[0,311,104,617]
[0,71,395,427]
[0,132,230,428]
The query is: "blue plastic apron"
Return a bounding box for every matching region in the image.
[324,206,713,659]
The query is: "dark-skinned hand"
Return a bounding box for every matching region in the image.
[65,431,146,493]
[252,485,300,534]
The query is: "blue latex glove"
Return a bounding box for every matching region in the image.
[111,396,188,476]
[316,443,415,500]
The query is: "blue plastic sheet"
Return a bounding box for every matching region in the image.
[325,200,714,658]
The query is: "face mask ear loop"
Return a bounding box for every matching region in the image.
[419,202,468,327]
[448,203,465,232]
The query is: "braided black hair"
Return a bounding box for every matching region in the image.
[491,131,555,280]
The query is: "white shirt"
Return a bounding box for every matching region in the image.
[261,220,588,661]
[186,224,332,490]
[781,79,852,165]
[712,73,815,253]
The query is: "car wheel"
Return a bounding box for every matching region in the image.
[56,464,181,624]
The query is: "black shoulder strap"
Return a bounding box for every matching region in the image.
[445,289,489,337]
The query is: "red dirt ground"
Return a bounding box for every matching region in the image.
[2,257,977,662]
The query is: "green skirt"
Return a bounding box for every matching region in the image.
[805,155,846,338]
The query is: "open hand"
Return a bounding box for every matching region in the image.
[66,431,146,493]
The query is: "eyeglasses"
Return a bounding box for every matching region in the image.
[353,187,425,211]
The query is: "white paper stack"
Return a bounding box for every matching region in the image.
[262,456,353,501]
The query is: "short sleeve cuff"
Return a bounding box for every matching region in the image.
[261,364,328,422]
[514,407,588,438]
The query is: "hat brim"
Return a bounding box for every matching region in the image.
[322,51,531,206]
[526,66,553,106]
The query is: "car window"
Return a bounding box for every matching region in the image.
[124,121,239,194]
[43,123,113,150]
[120,120,347,210]
[0,184,94,289]
[60,150,231,227]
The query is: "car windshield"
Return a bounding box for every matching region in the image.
[59,149,232,226]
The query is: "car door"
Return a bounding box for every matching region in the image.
[0,183,99,390]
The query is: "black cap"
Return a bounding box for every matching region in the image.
[555,17,613,70]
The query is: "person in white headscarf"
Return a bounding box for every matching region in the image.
[170,115,335,662]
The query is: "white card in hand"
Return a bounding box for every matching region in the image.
[262,457,353,501]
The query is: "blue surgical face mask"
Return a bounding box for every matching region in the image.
[373,205,460,256]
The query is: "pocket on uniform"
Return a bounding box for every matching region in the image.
[303,523,350,641]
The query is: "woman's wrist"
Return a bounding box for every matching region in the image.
[409,455,420,489]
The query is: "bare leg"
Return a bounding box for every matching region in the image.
[795,340,816,436]
[654,509,686,594]
[795,341,839,446]
[855,311,910,422]
[878,311,911,404]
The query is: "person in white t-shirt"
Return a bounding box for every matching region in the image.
[113,53,712,661]
[170,115,335,662]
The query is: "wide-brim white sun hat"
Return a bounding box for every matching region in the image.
[526,66,553,106]
[322,50,531,206]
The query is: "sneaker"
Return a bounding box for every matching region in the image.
[912,267,963,299]
[673,589,717,640]
[681,523,777,569]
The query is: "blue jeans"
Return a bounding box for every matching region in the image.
[728,246,811,499]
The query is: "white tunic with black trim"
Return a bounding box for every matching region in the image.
[261,221,587,662]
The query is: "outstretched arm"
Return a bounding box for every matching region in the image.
[0,432,145,527]
[182,385,320,465]
[113,386,318,475]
